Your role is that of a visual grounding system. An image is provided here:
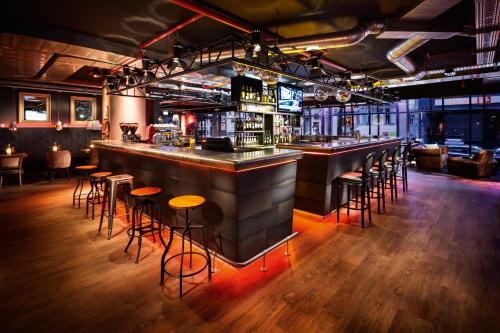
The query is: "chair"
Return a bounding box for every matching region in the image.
[413,145,448,170]
[336,153,375,228]
[447,150,494,178]
[0,154,24,188]
[46,150,71,181]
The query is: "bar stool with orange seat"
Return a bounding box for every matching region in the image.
[160,195,212,297]
[72,164,97,208]
[124,186,166,263]
[86,171,112,220]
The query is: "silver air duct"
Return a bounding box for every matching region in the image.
[277,22,384,52]
[386,33,430,73]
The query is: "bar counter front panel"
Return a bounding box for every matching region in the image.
[94,141,303,265]
[277,138,402,217]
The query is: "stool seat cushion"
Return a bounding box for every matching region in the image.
[337,172,363,183]
[131,187,162,197]
[169,195,205,209]
[76,165,97,171]
[90,171,112,178]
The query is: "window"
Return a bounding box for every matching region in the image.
[18,92,51,123]
[70,96,97,124]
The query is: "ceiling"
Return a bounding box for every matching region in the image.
[0,0,494,91]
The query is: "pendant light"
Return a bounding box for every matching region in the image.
[55,91,63,131]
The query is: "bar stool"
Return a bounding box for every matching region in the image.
[124,187,166,263]
[86,171,112,220]
[386,146,401,202]
[336,153,375,228]
[398,144,410,192]
[370,149,389,214]
[98,174,133,240]
[72,165,97,208]
[160,195,211,297]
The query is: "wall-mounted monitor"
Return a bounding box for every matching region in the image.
[277,83,303,113]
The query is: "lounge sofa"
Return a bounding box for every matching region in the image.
[412,145,448,170]
[447,150,494,178]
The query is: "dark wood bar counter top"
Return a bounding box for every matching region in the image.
[93,140,303,172]
[276,137,402,154]
[277,138,402,217]
[93,140,303,265]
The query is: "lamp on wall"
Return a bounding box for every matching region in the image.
[9,120,17,131]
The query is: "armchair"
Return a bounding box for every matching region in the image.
[46,150,72,181]
[412,145,448,170]
[447,150,494,178]
[0,154,24,188]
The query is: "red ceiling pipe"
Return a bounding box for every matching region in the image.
[139,13,204,50]
[110,14,204,74]
[169,0,253,33]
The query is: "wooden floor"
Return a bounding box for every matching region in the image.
[1,169,499,333]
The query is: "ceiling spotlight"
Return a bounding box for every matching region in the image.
[167,58,179,71]
[90,67,102,78]
[335,90,351,103]
[444,68,456,77]
[122,65,131,77]
[251,30,262,52]
[141,56,152,70]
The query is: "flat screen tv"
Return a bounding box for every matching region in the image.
[277,83,303,113]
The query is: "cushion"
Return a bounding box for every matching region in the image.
[424,143,439,149]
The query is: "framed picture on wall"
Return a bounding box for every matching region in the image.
[70,96,96,124]
[18,92,51,123]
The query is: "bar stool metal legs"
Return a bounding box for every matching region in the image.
[98,174,133,239]
[73,165,97,208]
[161,195,211,298]
[125,197,166,263]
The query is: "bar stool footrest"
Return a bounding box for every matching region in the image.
[163,252,210,278]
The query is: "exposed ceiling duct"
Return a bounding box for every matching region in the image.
[276,22,384,52]
[386,0,463,74]
[475,0,500,65]
[386,33,430,73]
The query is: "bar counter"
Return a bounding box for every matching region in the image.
[277,138,402,217]
[93,140,303,265]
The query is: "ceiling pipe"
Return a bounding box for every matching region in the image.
[278,22,384,51]
[169,0,253,33]
[140,14,204,50]
[110,14,204,74]
[386,33,430,73]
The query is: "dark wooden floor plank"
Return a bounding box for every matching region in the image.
[0,170,499,333]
